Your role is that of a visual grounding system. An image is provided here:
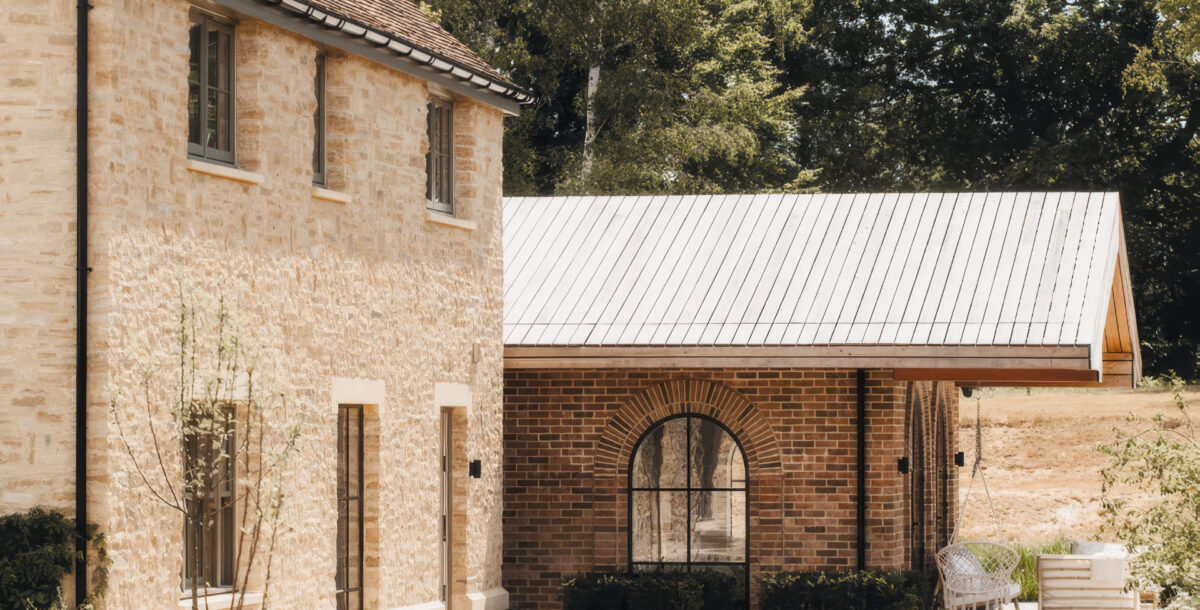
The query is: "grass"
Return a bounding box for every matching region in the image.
[1011,538,1072,602]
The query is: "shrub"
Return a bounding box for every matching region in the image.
[0,508,76,609]
[1101,375,1200,603]
[561,571,742,610]
[759,570,929,610]
[1011,538,1070,601]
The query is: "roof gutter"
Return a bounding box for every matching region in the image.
[261,0,534,104]
[75,0,92,603]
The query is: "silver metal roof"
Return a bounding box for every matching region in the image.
[503,193,1127,357]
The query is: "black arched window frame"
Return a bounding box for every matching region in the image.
[627,413,750,604]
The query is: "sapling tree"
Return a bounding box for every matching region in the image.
[111,289,300,610]
[1100,375,1200,607]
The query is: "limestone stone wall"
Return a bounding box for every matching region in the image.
[3,0,508,607]
[0,0,79,515]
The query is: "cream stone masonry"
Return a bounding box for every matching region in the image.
[2,0,511,608]
[0,0,79,515]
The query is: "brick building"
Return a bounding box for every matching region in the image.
[500,193,1140,608]
[1,1,529,608]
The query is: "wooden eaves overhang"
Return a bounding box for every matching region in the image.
[211,0,534,115]
[502,193,1141,387]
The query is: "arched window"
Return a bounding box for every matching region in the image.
[629,414,748,598]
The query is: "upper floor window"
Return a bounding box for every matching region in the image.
[188,12,235,164]
[313,54,327,186]
[426,99,454,214]
[182,408,236,592]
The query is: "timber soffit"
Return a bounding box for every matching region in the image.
[502,193,1138,382]
[236,0,533,108]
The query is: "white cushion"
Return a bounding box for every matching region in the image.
[1071,540,1127,557]
[947,552,986,576]
[950,582,1021,606]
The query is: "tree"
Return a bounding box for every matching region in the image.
[1101,376,1200,607]
[425,0,808,194]
[110,288,300,610]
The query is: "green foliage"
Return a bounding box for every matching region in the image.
[561,571,742,610]
[1101,374,1200,604]
[426,0,808,195]
[1010,538,1071,602]
[759,570,929,610]
[0,508,77,610]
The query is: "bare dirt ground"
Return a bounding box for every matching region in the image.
[955,385,1200,544]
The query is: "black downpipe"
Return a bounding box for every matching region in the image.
[856,369,867,571]
[75,0,91,604]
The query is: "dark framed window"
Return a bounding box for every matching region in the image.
[425,99,454,214]
[182,408,236,591]
[629,414,749,607]
[188,11,235,164]
[313,54,327,186]
[336,405,365,610]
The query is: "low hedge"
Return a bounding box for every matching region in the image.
[561,571,743,610]
[0,508,78,609]
[760,570,929,610]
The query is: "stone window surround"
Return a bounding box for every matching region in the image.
[313,52,328,187]
[178,401,263,607]
[331,378,383,610]
[188,8,237,165]
[433,383,470,610]
[426,96,455,215]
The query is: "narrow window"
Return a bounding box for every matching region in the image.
[182,408,236,592]
[312,54,327,186]
[440,409,453,603]
[336,405,365,610]
[425,99,454,214]
[188,11,235,164]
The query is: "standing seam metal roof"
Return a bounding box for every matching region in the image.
[503,193,1125,353]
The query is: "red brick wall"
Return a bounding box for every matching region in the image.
[502,369,958,609]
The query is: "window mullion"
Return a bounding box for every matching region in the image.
[198,17,209,159]
[685,416,691,569]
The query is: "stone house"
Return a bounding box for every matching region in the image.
[500,193,1140,608]
[1,0,529,608]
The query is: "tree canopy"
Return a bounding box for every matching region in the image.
[426,0,1200,379]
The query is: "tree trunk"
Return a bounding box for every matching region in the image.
[581,61,601,185]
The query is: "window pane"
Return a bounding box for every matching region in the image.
[337,413,347,495]
[632,418,686,488]
[313,56,324,181]
[220,501,235,584]
[336,497,347,587]
[219,29,232,91]
[690,418,743,489]
[631,490,688,562]
[690,491,746,563]
[347,414,360,493]
[207,26,221,89]
[348,500,361,586]
[215,91,231,152]
[188,21,202,146]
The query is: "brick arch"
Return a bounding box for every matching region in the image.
[594,378,783,479]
